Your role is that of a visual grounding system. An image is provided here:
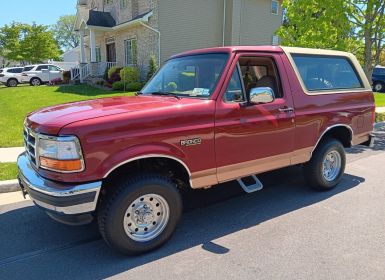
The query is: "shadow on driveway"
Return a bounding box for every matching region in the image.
[0,167,365,279]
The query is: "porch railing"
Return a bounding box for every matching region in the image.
[70,61,118,82]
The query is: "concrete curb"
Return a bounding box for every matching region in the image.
[0,179,20,194]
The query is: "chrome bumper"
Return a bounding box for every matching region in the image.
[17,153,102,215]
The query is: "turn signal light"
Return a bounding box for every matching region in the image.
[40,156,83,172]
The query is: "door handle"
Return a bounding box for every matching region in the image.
[278,106,294,113]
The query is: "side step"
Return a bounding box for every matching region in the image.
[237,175,263,193]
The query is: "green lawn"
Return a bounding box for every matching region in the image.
[0,162,18,180]
[374,93,385,107]
[0,84,134,147]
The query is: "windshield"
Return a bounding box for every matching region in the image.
[141,53,229,98]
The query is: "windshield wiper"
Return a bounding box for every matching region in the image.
[146,91,181,99]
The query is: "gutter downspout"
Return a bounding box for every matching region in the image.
[222,0,226,46]
[140,22,161,66]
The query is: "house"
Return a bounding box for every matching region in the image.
[73,0,282,81]
[61,46,81,63]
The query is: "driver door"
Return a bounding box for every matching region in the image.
[215,53,296,183]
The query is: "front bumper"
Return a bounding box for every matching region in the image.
[17,153,102,215]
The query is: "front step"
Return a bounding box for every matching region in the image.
[237,175,263,193]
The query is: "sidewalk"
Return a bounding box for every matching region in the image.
[377,106,385,113]
[0,147,24,163]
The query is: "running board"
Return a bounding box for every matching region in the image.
[237,175,263,193]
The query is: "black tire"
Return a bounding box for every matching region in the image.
[303,138,346,191]
[373,81,385,92]
[7,78,18,87]
[98,174,182,255]
[30,77,41,86]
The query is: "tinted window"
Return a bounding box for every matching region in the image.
[0,69,3,73]
[36,65,49,71]
[23,66,34,72]
[292,55,363,92]
[373,67,385,75]
[48,65,60,71]
[8,68,23,73]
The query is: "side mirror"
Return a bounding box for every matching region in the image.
[249,87,275,104]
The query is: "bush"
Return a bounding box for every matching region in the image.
[376,112,385,123]
[62,71,71,84]
[126,82,143,92]
[165,81,177,92]
[50,78,62,85]
[112,81,124,90]
[109,71,121,83]
[108,66,121,79]
[120,66,140,84]
[147,55,158,81]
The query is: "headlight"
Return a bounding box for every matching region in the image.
[37,135,84,172]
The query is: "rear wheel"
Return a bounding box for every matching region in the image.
[98,174,182,255]
[7,78,18,87]
[304,138,346,191]
[30,77,41,86]
[373,81,385,92]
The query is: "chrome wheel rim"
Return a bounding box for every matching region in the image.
[322,150,341,182]
[123,194,170,242]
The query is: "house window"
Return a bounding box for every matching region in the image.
[120,0,127,9]
[271,0,279,15]
[124,39,137,66]
[272,35,279,45]
[104,0,113,5]
[95,47,101,62]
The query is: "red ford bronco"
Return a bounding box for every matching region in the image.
[18,46,374,255]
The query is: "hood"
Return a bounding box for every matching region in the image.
[26,95,189,135]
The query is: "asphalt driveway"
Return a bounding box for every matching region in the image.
[0,130,384,280]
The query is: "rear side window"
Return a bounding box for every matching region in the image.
[8,68,23,73]
[23,66,34,72]
[292,55,363,92]
[36,65,49,71]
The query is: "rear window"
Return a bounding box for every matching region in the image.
[8,68,23,73]
[373,67,385,75]
[23,66,34,72]
[292,55,363,92]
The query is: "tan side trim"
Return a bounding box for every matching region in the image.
[291,147,313,165]
[217,153,291,183]
[352,132,370,146]
[190,168,218,189]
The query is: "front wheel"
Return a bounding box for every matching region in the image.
[373,82,385,92]
[30,77,41,86]
[304,138,346,191]
[98,174,182,255]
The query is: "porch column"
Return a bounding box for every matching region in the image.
[90,29,96,63]
[79,30,86,64]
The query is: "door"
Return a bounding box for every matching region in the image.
[215,53,295,182]
[106,43,116,62]
[48,65,63,81]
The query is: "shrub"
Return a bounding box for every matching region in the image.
[120,66,140,84]
[108,66,120,79]
[62,71,71,84]
[50,78,62,85]
[112,81,124,90]
[109,71,121,84]
[376,112,385,123]
[126,82,143,92]
[147,55,158,81]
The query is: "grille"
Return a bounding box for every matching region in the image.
[23,126,37,167]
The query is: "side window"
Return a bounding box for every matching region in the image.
[48,65,60,71]
[239,56,283,98]
[292,55,363,92]
[224,66,245,103]
[15,68,24,73]
[271,0,279,15]
[36,65,48,71]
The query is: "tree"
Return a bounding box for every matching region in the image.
[147,55,158,81]
[52,15,79,51]
[277,0,351,50]
[348,0,385,80]
[0,22,61,64]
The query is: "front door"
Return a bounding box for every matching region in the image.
[106,43,116,62]
[215,53,296,183]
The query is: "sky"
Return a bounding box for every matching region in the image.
[0,0,77,26]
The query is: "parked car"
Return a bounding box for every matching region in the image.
[21,64,64,86]
[372,66,385,92]
[0,67,24,87]
[18,46,374,255]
